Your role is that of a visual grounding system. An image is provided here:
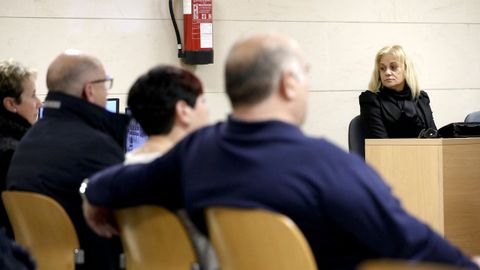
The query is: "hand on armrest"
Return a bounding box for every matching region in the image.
[82,199,118,238]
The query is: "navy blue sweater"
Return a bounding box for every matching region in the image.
[87,116,477,269]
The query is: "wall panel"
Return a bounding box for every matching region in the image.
[1,0,480,150]
[3,0,480,23]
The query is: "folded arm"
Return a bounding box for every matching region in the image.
[82,146,183,237]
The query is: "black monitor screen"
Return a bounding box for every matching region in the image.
[125,107,148,152]
[106,98,119,113]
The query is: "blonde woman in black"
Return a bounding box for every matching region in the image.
[359,45,436,138]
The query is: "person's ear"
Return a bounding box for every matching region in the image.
[279,71,298,100]
[83,83,95,103]
[3,97,18,113]
[175,100,193,126]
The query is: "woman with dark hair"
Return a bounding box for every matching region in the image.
[125,65,209,163]
[124,65,215,269]
[0,59,42,237]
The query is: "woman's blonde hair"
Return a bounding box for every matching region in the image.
[368,45,420,99]
[0,59,37,105]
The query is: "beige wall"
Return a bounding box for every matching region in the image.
[1,0,480,150]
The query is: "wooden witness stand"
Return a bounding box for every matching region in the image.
[365,138,480,256]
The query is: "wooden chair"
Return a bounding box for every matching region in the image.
[358,259,469,270]
[206,207,317,270]
[114,205,199,270]
[1,191,83,270]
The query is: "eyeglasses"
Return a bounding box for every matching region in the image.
[88,75,114,90]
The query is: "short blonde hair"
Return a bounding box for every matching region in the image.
[0,59,37,105]
[368,45,420,99]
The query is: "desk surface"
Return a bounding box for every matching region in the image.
[366,137,480,146]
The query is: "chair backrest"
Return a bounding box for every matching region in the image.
[348,115,366,158]
[465,111,480,122]
[358,259,468,270]
[206,207,317,270]
[114,205,198,270]
[1,191,80,270]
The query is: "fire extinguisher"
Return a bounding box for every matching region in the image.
[169,0,214,65]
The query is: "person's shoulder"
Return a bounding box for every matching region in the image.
[359,90,378,103]
[0,137,18,152]
[57,121,124,159]
[417,90,433,105]
[418,90,430,99]
[301,136,351,160]
[194,122,224,138]
[176,123,218,151]
[85,130,123,152]
[300,136,374,185]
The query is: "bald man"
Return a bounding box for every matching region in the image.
[7,50,128,270]
[81,33,479,269]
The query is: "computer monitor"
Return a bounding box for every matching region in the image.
[124,107,148,152]
[106,98,120,113]
[38,106,44,119]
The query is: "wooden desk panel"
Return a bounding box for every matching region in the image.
[365,138,480,256]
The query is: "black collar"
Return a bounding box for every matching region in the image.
[380,85,412,100]
[43,92,130,147]
[222,115,304,141]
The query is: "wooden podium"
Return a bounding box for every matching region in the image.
[365,138,480,256]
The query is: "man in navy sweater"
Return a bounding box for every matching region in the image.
[81,33,479,269]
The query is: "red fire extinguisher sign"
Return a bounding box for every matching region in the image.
[183,0,214,64]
